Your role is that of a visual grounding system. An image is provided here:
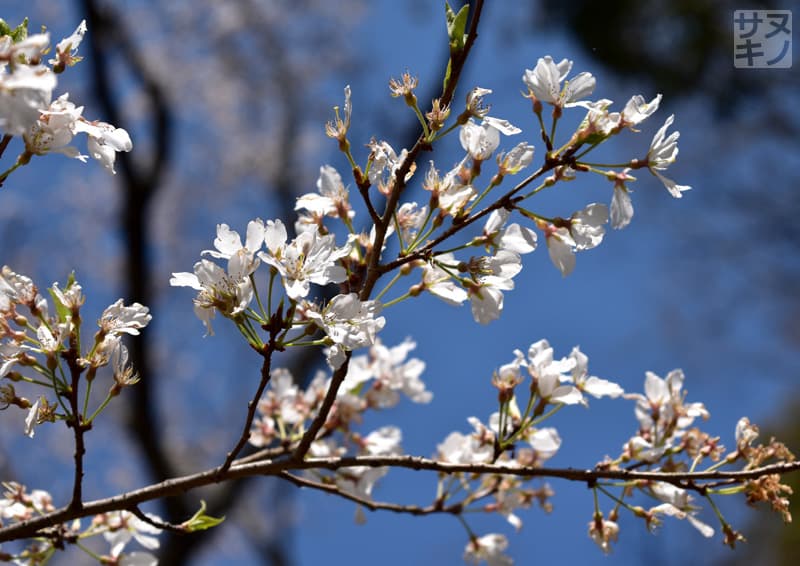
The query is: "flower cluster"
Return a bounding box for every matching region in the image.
[0,20,131,183]
[0,483,161,565]
[0,266,151,437]
[2,7,795,565]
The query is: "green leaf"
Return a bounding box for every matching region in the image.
[0,20,11,38]
[10,18,28,42]
[182,500,225,532]
[445,2,469,52]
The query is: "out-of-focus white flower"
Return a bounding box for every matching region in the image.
[24,93,86,161]
[437,417,495,464]
[464,533,513,566]
[50,20,87,69]
[102,510,162,559]
[296,165,353,221]
[73,119,132,174]
[0,63,56,135]
[343,338,431,407]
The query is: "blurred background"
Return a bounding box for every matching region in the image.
[0,0,798,564]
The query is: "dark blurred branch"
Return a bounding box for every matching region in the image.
[81,0,184,537]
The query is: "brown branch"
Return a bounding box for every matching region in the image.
[278,471,462,516]
[218,340,275,475]
[63,332,88,511]
[359,0,485,302]
[290,351,351,461]
[0,134,12,160]
[1,454,796,544]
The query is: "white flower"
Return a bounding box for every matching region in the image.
[295,165,352,220]
[589,517,619,554]
[103,511,162,558]
[98,299,152,336]
[364,426,403,456]
[568,346,623,399]
[24,93,87,161]
[570,203,608,250]
[0,64,56,135]
[202,220,265,278]
[308,293,385,351]
[344,338,431,407]
[437,417,494,464]
[529,427,561,461]
[170,259,254,335]
[497,142,535,175]
[544,225,576,276]
[72,119,133,174]
[523,55,595,108]
[396,201,427,244]
[467,250,521,324]
[421,254,468,306]
[620,93,661,129]
[650,482,714,538]
[459,117,520,161]
[50,20,87,68]
[541,204,608,276]
[24,397,40,438]
[482,208,537,254]
[464,533,513,566]
[367,139,408,188]
[646,114,690,198]
[119,553,158,566]
[610,170,636,230]
[259,222,349,300]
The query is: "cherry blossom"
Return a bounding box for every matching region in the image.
[202,220,265,278]
[460,117,520,162]
[259,220,349,300]
[72,119,133,174]
[420,254,468,306]
[307,293,385,358]
[523,55,595,109]
[463,533,513,566]
[342,337,431,407]
[295,165,353,221]
[170,259,254,335]
[50,20,87,70]
[644,114,691,198]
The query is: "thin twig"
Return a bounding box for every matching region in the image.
[127,506,186,534]
[217,340,275,475]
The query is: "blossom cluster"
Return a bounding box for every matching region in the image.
[0,8,795,566]
[0,482,162,565]
[0,266,151,437]
[0,19,131,180]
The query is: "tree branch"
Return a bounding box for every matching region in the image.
[1,454,796,544]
